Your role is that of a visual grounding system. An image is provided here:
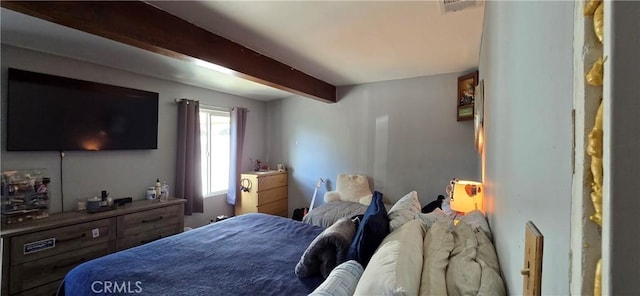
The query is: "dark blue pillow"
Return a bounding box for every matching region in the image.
[347,191,390,267]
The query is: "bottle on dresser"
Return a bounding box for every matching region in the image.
[160,181,169,202]
[154,178,162,201]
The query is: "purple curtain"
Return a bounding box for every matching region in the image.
[227,107,247,205]
[176,99,203,215]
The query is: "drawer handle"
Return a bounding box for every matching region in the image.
[141,216,163,223]
[57,233,86,242]
[53,257,86,270]
[141,235,163,244]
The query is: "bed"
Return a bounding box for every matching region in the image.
[60,213,325,296]
[61,191,505,296]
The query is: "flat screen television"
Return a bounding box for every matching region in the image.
[7,68,159,151]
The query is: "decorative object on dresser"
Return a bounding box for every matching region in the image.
[0,198,185,296]
[235,170,288,217]
[1,169,51,224]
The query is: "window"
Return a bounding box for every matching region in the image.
[200,108,230,197]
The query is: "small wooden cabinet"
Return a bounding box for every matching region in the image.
[235,171,288,217]
[1,198,185,296]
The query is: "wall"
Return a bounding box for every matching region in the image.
[602,1,640,293]
[478,1,574,294]
[266,73,480,215]
[1,45,267,228]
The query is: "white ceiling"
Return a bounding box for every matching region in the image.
[1,1,484,101]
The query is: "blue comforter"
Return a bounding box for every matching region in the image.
[62,213,325,296]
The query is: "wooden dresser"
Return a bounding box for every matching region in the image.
[1,198,185,296]
[235,171,288,217]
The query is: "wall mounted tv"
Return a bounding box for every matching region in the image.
[7,68,159,151]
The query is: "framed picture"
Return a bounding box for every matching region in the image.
[456,70,478,121]
[474,80,484,153]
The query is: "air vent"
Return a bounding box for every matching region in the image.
[440,0,482,14]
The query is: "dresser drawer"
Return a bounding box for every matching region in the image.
[10,242,110,294]
[14,280,60,296]
[117,224,181,250]
[257,173,287,191]
[117,204,182,250]
[256,186,287,206]
[10,218,115,265]
[117,205,181,237]
[257,199,288,216]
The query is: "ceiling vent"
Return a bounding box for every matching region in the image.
[440,0,483,14]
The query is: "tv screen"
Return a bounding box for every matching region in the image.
[7,68,159,151]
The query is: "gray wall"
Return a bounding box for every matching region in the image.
[603,1,640,293]
[1,45,267,228]
[266,73,480,215]
[479,1,574,294]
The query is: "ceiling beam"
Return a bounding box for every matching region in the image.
[1,1,337,103]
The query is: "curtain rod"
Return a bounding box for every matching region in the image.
[174,98,249,112]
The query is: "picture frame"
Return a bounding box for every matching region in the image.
[456,70,478,121]
[474,80,484,153]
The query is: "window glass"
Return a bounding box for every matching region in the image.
[200,109,230,196]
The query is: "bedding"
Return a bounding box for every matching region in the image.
[295,217,356,278]
[347,191,390,267]
[354,219,425,296]
[303,201,368,228]
[387,191,421,232]
[419,219,455,296]
[446,220,507,296]
[61,213,325,296]
[308,260,363,296]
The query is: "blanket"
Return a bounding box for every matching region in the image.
[303,201,368,227]
[62,213,325,296]
[295,217,356,278]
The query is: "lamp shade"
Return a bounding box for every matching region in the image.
[450,180,483,213]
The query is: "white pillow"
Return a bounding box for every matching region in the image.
[414,208,450,231]
[420,219,455,296]
[476,229,506,296]
[354,219,425,296]
[387,191,421,232]
[446,221,482,296]
[460,210,492,239]
[478,263,507,296]
[309,260,364,296]
[475,228,500,272]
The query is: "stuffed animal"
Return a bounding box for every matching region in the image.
[421,195,445,213]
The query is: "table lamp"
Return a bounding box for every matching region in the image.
[449,180,484,214]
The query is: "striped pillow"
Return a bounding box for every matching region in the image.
[309,260,364,296]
